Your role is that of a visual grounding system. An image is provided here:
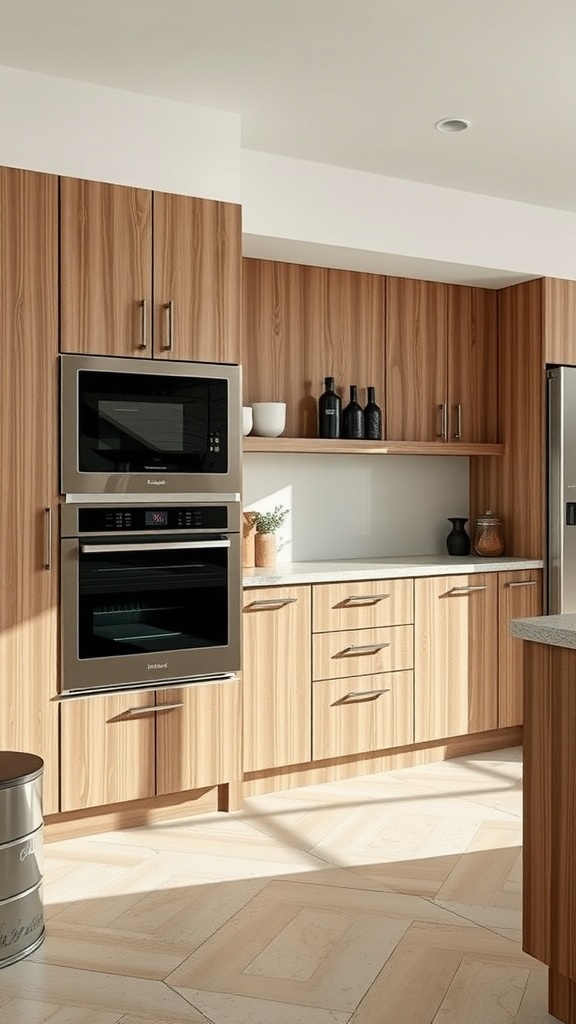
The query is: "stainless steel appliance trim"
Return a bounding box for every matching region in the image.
[80,539,231,554]
[64,492,242,504]
[61,500,241,536]
[53,673,239,700]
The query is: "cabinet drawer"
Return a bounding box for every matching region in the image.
[312,578,413,633]
[313,671,414,759]
[313,624,413,680]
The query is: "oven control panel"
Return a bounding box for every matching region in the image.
[77,505,229,533]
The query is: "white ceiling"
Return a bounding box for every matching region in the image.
[0,0,574,282]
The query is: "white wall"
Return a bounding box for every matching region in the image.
[243,454,469,561]
[0,65,241,201]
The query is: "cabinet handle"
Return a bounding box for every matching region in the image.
[125,702,184,716]
[506,580,538,588]
[343,593,390,605]
[448,585,487,595]
[164,300,174,351]
[139,299,148,349]
[437,403,448,441]
[43,507,52,570]
[453,403,462,440]
[341,642,390,655]
[341,688,391,702]
[248,597,298,608]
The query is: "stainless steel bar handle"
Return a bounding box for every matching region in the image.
[43,507,52,570]
[81,539,231,554]
[249,598,298,608]
[448,585,487,594]
[437,403,448,440]
[342,642,390,655]
[164,300,174,351]
[506,580,538,588]
[139,299,148,349]
[342,688,391,701]
[453,403,462,440]
[343,594,390,604]
[125,702,184,716]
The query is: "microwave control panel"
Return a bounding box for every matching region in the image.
[77,505,229,533]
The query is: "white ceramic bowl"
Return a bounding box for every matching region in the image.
[251,402,286,438]
[242,406,253,436]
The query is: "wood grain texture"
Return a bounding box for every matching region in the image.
[60,692,156,811]
[549,969,573,1023]
[447,285,498,443]
[244,436,505,455]
[312,624,413,680]
[241,258,385,437]
[155,680,241,794]
[60,177,153,355]
[385,277,448,441]
[543,277,576,365]
[497,570,542,728]
[312,578,413,633]
[153,192,241,363]
[0,168,59,813]
[242,585,312,772]
[414,573,498,743]
[312,670,414,759]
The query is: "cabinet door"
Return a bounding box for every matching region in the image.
[498,570,542,727]
[0,168,59,814]
[447,286,498,443]
[60,693,156,811]
[156,681,241,795]
[313,671,414,759]
[243,586,312,772]
[414,574,498,742]
[386,277,448,440]
[60,177,153,355]
[153,193,241,363]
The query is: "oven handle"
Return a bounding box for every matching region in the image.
[80,539,231,554]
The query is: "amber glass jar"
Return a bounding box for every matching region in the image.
[473,510,504,557]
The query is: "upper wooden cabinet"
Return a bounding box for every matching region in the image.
[0,168,59,815]
[60,177,241,362]
[242,259,385,438]
[386,278,497,443]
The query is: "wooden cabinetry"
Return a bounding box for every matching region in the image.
[386,278,497,443]
[60,177,241,362]
[414,573,498,742]
[312,579,414,759]
[0,168,59,814]
[60,680,241,812]
[498,569,542,727]
[242,586,311,772]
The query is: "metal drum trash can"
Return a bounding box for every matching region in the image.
[0,751,44,967]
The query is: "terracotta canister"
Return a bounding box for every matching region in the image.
[473,510,505,557]
[242,512,257,568]
[255,533,276,567]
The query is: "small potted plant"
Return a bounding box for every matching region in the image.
[252,504,289,567]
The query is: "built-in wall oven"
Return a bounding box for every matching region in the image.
[60,501,241,694]
[60,354,241,497]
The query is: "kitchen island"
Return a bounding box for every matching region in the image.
[511,614,576,1023]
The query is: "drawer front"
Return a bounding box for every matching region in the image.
[312,578,413,633]
[313,671,414,759]
[313,624,413,680]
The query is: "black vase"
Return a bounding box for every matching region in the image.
[446,517,471,556]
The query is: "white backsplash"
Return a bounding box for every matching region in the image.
[243,454,470,561]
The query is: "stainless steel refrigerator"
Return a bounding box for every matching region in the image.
[548,365,576,612]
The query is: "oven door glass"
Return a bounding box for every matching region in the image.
[78,535,229,660]
[77,369,229,475]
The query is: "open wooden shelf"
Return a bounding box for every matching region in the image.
[243,437,505,456]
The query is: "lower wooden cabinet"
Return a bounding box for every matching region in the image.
[242,585,312,772]
[313,671,414,760]
[414,573,499,742]
[60,680,241,811]
[498,569,543,727]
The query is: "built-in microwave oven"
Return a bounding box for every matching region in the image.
[60,354,241,497]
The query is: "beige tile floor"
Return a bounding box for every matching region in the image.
[0,747,558,1023]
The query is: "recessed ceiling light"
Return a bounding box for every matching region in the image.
[435,118,472,133]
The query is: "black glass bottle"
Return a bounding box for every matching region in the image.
[318,377,342,438]
[363,386,382,440]
[342,385,364,439]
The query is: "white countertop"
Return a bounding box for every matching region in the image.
[511,614,576,650]
[243,555,543,587]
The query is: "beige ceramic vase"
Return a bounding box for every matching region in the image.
[255,532,276,567]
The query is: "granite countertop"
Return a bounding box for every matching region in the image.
[244,555,543,587]
[511,614,576,650]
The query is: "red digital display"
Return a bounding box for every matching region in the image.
[145,510,168,527]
